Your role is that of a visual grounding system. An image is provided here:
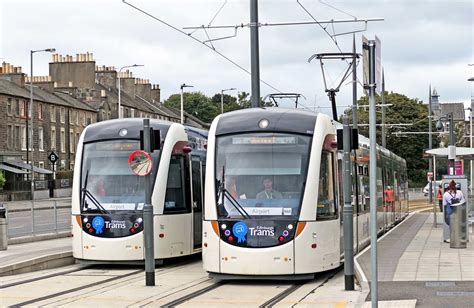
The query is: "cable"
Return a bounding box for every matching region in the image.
[122,0,285,94]
[208,0,228,27]
[319,0,357,20]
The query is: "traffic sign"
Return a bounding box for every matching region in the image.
[48,151,59,164]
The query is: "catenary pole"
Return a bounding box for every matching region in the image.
[352,34,358,129]
[429,85,435,226]
[143,119,155,286]
[250,0,260,108]
[368,39,378,308]
[343,116,354,290]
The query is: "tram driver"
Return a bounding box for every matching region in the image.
[256,177,283,199]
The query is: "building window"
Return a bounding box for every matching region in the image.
[7,125,12,149]
[51,126,56,150]
[76,133,80,152]
[29,127,33,150]
[60,160,66,170]
[70,130,74,153]
[107,111,111,120]
[60,128,65,153]
[82,112,86,126]
[7,98,12,115]
[38,103,43,120]
[39,127,44,151]
[51,105,56,122]
[20,100,26,118]
[140,111,143,118]
[16,99,21,116]
[21,126,26,150]
[14,125,20,150]
[120,106,124,118]
[60,107,65,123]
[101,110,105,120]
[70,161,74,171]
[131,109,135,118]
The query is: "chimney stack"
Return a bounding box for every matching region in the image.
[0,61,26,87]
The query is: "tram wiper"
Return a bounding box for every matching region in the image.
[81,169,109,214]
[218,186,251,219]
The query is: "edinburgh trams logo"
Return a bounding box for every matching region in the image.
[232,221,248,243]
[92,216,105,234]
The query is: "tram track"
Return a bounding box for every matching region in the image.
[161,280,227,307]
[0,265,91,289]
[9,269,143,307]
[258,282,305,307]
[5,258,202,307]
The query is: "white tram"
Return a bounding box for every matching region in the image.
[202,108,408,279]
[72,119,207,263]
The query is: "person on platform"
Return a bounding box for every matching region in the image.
[442,180,465,243]
[437,184,444,212]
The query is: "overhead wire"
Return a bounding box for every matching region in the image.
[122,0,285,95]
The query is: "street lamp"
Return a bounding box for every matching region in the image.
[436,112,455,175]
[118,64,144,118]
[29,47,55,201]
[180,83,193,124]
[220,88,236,114]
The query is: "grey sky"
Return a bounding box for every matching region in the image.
[1,0,473,116]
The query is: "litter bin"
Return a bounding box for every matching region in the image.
[450,201,467,249]
[0,205,7,251]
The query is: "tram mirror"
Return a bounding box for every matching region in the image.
[128,150,153,176]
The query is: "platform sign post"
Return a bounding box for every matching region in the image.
[365,38,378,308]
[343,116,354,290]
[129,119,155,286]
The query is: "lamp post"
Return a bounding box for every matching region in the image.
[118,64,143,118]
[180,83,193,124]
[220,88,236,114]
[436,112,455,175]
[28,48,55,202]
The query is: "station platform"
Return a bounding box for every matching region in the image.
[356,212,474,307]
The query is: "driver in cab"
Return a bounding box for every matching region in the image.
[256,177,283,199]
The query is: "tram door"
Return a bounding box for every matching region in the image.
[191,156,203,249]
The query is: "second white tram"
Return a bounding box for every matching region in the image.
[72,118,207,263]
[202,108,408,279]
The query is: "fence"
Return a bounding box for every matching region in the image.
[3,198,72,238]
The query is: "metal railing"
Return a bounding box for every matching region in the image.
[4,198,72,238]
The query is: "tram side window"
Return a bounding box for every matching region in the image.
[317,151,337,220]
[164,156,188,213]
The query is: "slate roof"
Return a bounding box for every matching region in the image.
[0,79,95,112]
[435,103,465,121]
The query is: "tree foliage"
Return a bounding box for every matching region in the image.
[344,91,439,186]
[163,91,274,124]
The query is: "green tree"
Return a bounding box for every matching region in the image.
[0,171,6,190]
[164,92,219,123]
[210,93,240,114]
[344,91,439,186]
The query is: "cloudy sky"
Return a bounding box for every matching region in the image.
[1,0,473,116]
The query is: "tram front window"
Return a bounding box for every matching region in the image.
[215,133,311,219]
[81,140,160,213]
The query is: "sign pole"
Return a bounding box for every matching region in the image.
[368,39,378,308]
[343,116,354,290]
[143,119,155,286]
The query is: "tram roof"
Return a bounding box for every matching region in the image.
[215,107,320,136]
[83,118,174,143]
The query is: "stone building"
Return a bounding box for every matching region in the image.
[0,63,96,199]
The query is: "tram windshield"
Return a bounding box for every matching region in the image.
[215,133,311,219]
[80,140,160,213]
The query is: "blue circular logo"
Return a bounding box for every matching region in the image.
[232,221,248,243]
[92,216,105,234]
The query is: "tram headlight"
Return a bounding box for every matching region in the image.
[119,128,128,137]
[287,224,293,230]
[259,119,269,129]
[221,224,227,230]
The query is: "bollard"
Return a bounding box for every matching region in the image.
[0,205,7,250]
[450,201,467,248]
